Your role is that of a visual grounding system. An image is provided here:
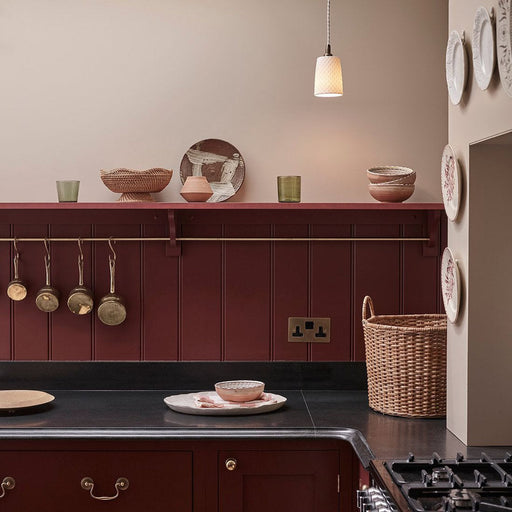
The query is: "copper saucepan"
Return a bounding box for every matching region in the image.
[67,239,94,315]
[97,239,126,326]
[7,239,27,301]
[35,239,59,313]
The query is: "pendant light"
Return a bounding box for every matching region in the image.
[314,0,343,97]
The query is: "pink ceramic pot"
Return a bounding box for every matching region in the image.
[368,183,415,203]
[180,176,213,202]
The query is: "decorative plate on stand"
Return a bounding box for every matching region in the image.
[441,144,461,222]
[180,139,245,202]
[446,30,468,105]
[497,0,512,97]
[473,6,496,91]
[441,248,461,323]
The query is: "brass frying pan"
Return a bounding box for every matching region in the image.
[67,239,94,315]
[97,239,126,326]
[35,239,60,313]
[7,239,27,301]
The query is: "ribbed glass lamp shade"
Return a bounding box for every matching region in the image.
[314,55,343,97]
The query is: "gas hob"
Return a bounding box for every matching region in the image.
[368,452,512,512]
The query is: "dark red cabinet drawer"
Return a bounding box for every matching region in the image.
[0,450,192,512]
[218,450,340,512]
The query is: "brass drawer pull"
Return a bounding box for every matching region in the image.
[80,477,129,501]
[0,477,15,498]
[225,458,237,471]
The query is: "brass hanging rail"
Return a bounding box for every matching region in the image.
[178,237,429,242]
[0,237,429,243]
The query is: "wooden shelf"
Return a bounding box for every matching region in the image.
[0,202,445,211]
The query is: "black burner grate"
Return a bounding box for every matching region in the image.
[384,453,512,512]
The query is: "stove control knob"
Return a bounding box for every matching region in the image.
[357,490,369,509]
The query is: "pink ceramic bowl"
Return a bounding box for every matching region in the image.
[368,183,415,203]
[215,380,265,402]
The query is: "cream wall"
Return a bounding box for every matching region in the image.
[0,0,447,203]
[448,1,512,444]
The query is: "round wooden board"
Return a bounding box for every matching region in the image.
[0,390,55,410]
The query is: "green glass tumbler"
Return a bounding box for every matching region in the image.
[277,176,301,203]
[56,180,80,202]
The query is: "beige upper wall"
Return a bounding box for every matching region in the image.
[0,0,447,203]
[448,0,512,444]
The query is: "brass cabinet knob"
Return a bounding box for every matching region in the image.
[225,458,237,471]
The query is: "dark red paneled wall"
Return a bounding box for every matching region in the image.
[0,204,446,362]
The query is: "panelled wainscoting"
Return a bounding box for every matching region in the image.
[0,203,446,362]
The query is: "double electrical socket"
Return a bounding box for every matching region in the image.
[287,317,331,343]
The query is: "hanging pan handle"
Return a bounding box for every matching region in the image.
[13,239,20,280]
[108,238,116,294]
[362,296,376,321]
[77,238,85,287]
[44,239,51,287]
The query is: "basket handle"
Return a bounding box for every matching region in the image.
[362,296,376,321]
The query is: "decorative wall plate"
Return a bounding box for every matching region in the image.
[441,248,461,323]
[497,0,512,97]
[473,6,496,90]
[164,392,286,416]
[180,139,245,202]
[446,30,468,105]
[441,144,461,222]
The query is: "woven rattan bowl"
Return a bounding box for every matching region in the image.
[100,168,173,202]
[215,380,265,402]
[366,166,416,185]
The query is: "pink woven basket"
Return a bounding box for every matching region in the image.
[362,296,447,418]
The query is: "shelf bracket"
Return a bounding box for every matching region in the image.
[166,210,181,257]
[423,211,441,257]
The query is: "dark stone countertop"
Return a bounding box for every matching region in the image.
[1,388,510,469]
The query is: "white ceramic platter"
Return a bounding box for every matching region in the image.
[446,30,468,105]
[441,248,461,323]
[497,0,512,97]
[0,390,55,411]
[473,6,496,90]
[164,391,287,416]
[441,144,462,222]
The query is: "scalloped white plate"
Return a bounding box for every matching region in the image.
[441,144,461,222]
[473,6,495,90]
[164,392,287,416]
[441,248,461,323]
[446,30,468,105]
[497,0,512,97]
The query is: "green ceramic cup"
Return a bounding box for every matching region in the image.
[56,180,80,202]
[277,176,301,203]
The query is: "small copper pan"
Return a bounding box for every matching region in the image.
[67,239,94,315]
[7,239,27,302]
[36,239,60,313]
[97,239,126,326]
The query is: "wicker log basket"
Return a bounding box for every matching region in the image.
[362,296,447,418]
